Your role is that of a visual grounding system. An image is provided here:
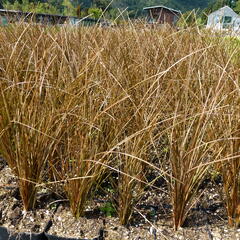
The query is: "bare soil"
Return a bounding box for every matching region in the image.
[0,157,240,240]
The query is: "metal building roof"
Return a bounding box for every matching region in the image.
[0,9,77,19]
[143,5,181,14]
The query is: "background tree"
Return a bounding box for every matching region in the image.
[88,6,103,19]
[62,0,75,16]
[2,0,224,19]
[76,5,81,17]
[93,0,111,10]
[3,0,60,14]
[234,0,240,12]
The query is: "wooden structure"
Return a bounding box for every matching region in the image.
[0,9,98,26]
[143,5,181,26]
[0,9,80,25]
[0,9,72,25]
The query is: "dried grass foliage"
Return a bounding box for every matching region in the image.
[0,24,240,228]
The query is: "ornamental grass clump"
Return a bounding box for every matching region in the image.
[0,22,240,229]
[150,30,237,230]
[202,38,240,228]
[218,115,240,228]
[98,27,171,225]
[57,80,118,218]
[208,80,240,227]
[0,25,69,210]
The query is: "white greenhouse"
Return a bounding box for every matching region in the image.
[207,6,240,32]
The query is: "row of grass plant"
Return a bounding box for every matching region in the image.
[0,23,240,229]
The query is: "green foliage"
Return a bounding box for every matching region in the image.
[177,9,208,28]
[62,0,76,16]
[205,0,238,13]
[88,7,103,19]
[117,0,215,14]
[100,202,116,217]
[93,0,111,10]
[2,0,217,19]
[3,0,60,14]
[234,0,240,13]
[177,10,197,28]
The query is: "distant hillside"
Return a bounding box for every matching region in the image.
[113,0,215,13]
[166,0,215,11]
[2,0,216,17]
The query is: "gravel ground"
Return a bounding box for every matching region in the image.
[0,158,240,240]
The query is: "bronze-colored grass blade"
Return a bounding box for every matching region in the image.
[0,22,240,229]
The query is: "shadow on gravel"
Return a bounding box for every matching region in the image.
[0,221,105,240]
[0,228,105,240]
